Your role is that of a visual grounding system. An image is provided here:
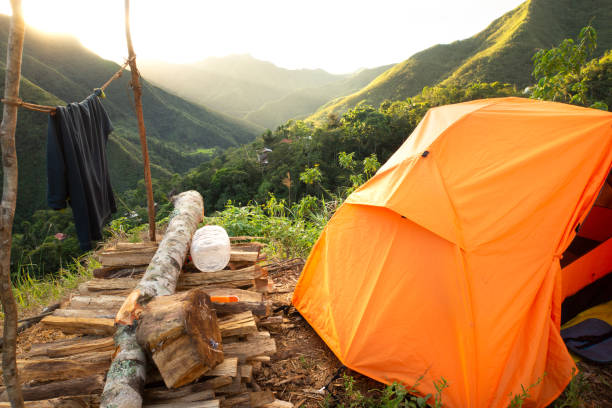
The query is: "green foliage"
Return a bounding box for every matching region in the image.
[532,25,608,109]
[553,369,591,408]
[508,375,545,408]
[322,374,448,408]
[338,152,357,171]
[8,253,97,316]
[208,194,329,259]
[11,209,82,280]
[417,82,518,106]
[336,151,381,194]
[300,165,322,185]
[363,154,381,178]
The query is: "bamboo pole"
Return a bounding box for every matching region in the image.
[0,0,25,406]
[100,191,204,408]
[125,0,156,242]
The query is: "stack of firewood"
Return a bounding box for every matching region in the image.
[2,239,293,408]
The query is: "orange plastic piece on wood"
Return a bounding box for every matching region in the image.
[210,296,239,303]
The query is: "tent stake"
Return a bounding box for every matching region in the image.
[125,0,156,242]
[0,0,25,406]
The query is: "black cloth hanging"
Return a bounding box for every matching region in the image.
[47,94,116,250]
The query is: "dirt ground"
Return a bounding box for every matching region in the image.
[6,260,612,407]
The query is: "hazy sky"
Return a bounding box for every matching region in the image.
[0,0,526,74]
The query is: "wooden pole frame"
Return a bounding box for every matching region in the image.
[0,4,154,406]
[125,0,156,242]
[0,0,25,406]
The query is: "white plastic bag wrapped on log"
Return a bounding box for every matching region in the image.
[190,225,231,272]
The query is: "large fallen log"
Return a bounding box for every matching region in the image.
[100,191,204,408]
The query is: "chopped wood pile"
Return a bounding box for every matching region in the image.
[4,238,295,408]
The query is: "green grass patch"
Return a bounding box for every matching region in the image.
[8,253,99,317]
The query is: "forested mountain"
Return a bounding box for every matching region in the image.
[139,55,392,129]
[308,0,612,122]
[0,15,259,222]
[244,65,393,129]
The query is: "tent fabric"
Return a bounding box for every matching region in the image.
[292,97,612,407]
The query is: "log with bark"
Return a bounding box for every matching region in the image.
[100,190,204,408]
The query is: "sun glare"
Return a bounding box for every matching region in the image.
[0,0,526,73]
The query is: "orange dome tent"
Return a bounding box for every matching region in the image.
[292,97,612,407]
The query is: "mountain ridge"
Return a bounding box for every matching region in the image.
[308,0,612,122]
[139,55,392,129]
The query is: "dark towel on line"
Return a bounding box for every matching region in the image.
[47,94,116,250]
